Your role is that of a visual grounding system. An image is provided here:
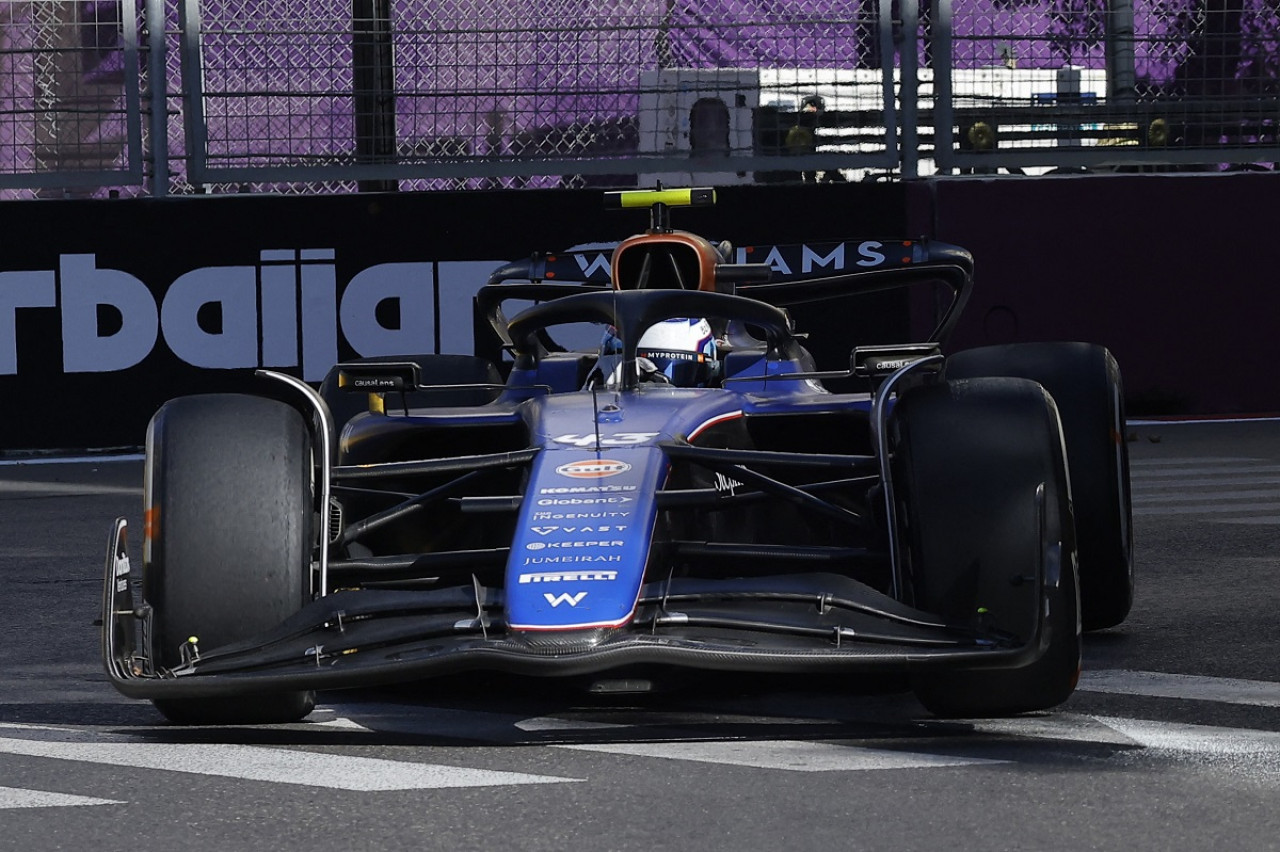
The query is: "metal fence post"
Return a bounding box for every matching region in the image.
[897,0,919,179]
[933,0,954,174]
[353,0,399,192]
[178,0,209,189]
[144,0,168,196]
[1106,0,1137,102]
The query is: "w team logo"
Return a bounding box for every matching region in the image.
[544,592,588,607]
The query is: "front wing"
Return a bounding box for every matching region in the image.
[102,519,1060,700]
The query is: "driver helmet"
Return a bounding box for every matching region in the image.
[635,317,719,387]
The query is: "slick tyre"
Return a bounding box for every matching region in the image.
[143,394,316,725]
[946,342,1132,630]
[320,353,503,437]
[892,378,1081,718]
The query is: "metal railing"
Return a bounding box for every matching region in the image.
[0,0,143,194]
[0,0,1276,198]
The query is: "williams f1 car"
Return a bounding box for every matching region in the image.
[102,187,1132,724]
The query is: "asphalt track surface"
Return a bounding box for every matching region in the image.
[1,419,1278,852]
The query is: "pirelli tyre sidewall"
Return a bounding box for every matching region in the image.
[944,342,1133,631]
[143,393,316,725]
[892,377,1082,718]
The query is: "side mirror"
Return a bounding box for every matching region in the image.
[850,343,943,379]
[335,361,422,393]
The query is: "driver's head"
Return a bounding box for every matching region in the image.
[635,318,719,387]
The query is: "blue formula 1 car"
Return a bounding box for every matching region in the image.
[102,188,1133,725]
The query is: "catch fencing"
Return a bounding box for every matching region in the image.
[1,0,1277,197]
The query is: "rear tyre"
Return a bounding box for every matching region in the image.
[892,378,1081,717]
[946,342,1132,630]
[144,394,316,725]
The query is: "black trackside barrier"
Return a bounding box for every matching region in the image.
[2,172,1278,451]
[0,183,906,451]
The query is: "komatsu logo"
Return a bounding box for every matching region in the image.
[544,591,588,607]
[539,484,636,494]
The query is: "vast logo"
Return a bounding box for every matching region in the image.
[0,251,499,380]
[529,525,627,535]
[544,591,588,608]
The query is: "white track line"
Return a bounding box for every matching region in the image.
[0,785,123,809]
[0,481,141,496]
[1095,716,1280,754]
[0,732,578,791]
[0,454,143,467]
[1129,456,1263,466]
[1131,475,1280,489]
[1077,670,1280,707]
[1134,489,1280,504]
[555,738,1007,771]
[1130,465,1280,478]
[1133,502,1280,516]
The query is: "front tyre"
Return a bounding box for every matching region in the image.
[892,378,1081,717]
[946,342,1132,630]
[143,394,316,725]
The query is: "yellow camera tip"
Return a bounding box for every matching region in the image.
[187,636,199,644]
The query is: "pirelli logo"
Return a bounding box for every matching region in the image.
[518,570,619,583]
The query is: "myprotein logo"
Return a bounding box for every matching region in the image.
[0,251,496,380]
